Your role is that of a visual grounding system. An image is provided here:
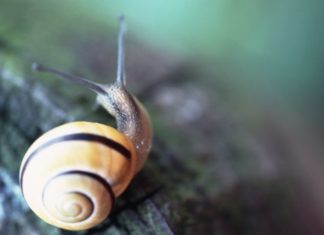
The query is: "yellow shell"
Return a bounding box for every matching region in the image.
[19,121,137,231]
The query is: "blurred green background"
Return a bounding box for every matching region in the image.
[1,0,323,130]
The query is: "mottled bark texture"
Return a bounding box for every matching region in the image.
[0,45,305,235]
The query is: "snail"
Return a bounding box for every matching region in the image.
[19,16,152,231]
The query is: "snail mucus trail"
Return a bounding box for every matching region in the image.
[19,16,152,231]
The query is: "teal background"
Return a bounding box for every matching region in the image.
[1,0,322,132]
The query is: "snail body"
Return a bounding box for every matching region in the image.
[19,17,152,231]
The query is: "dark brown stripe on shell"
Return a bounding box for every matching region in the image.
[19,133,131,186]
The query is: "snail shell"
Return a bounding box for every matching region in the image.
[20,16,152,231]
[19,121,137,230]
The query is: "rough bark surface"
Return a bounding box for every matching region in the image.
[0,51,305,235]
[3,5,318,230]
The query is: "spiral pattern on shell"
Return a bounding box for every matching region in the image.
[19,122,137,231]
